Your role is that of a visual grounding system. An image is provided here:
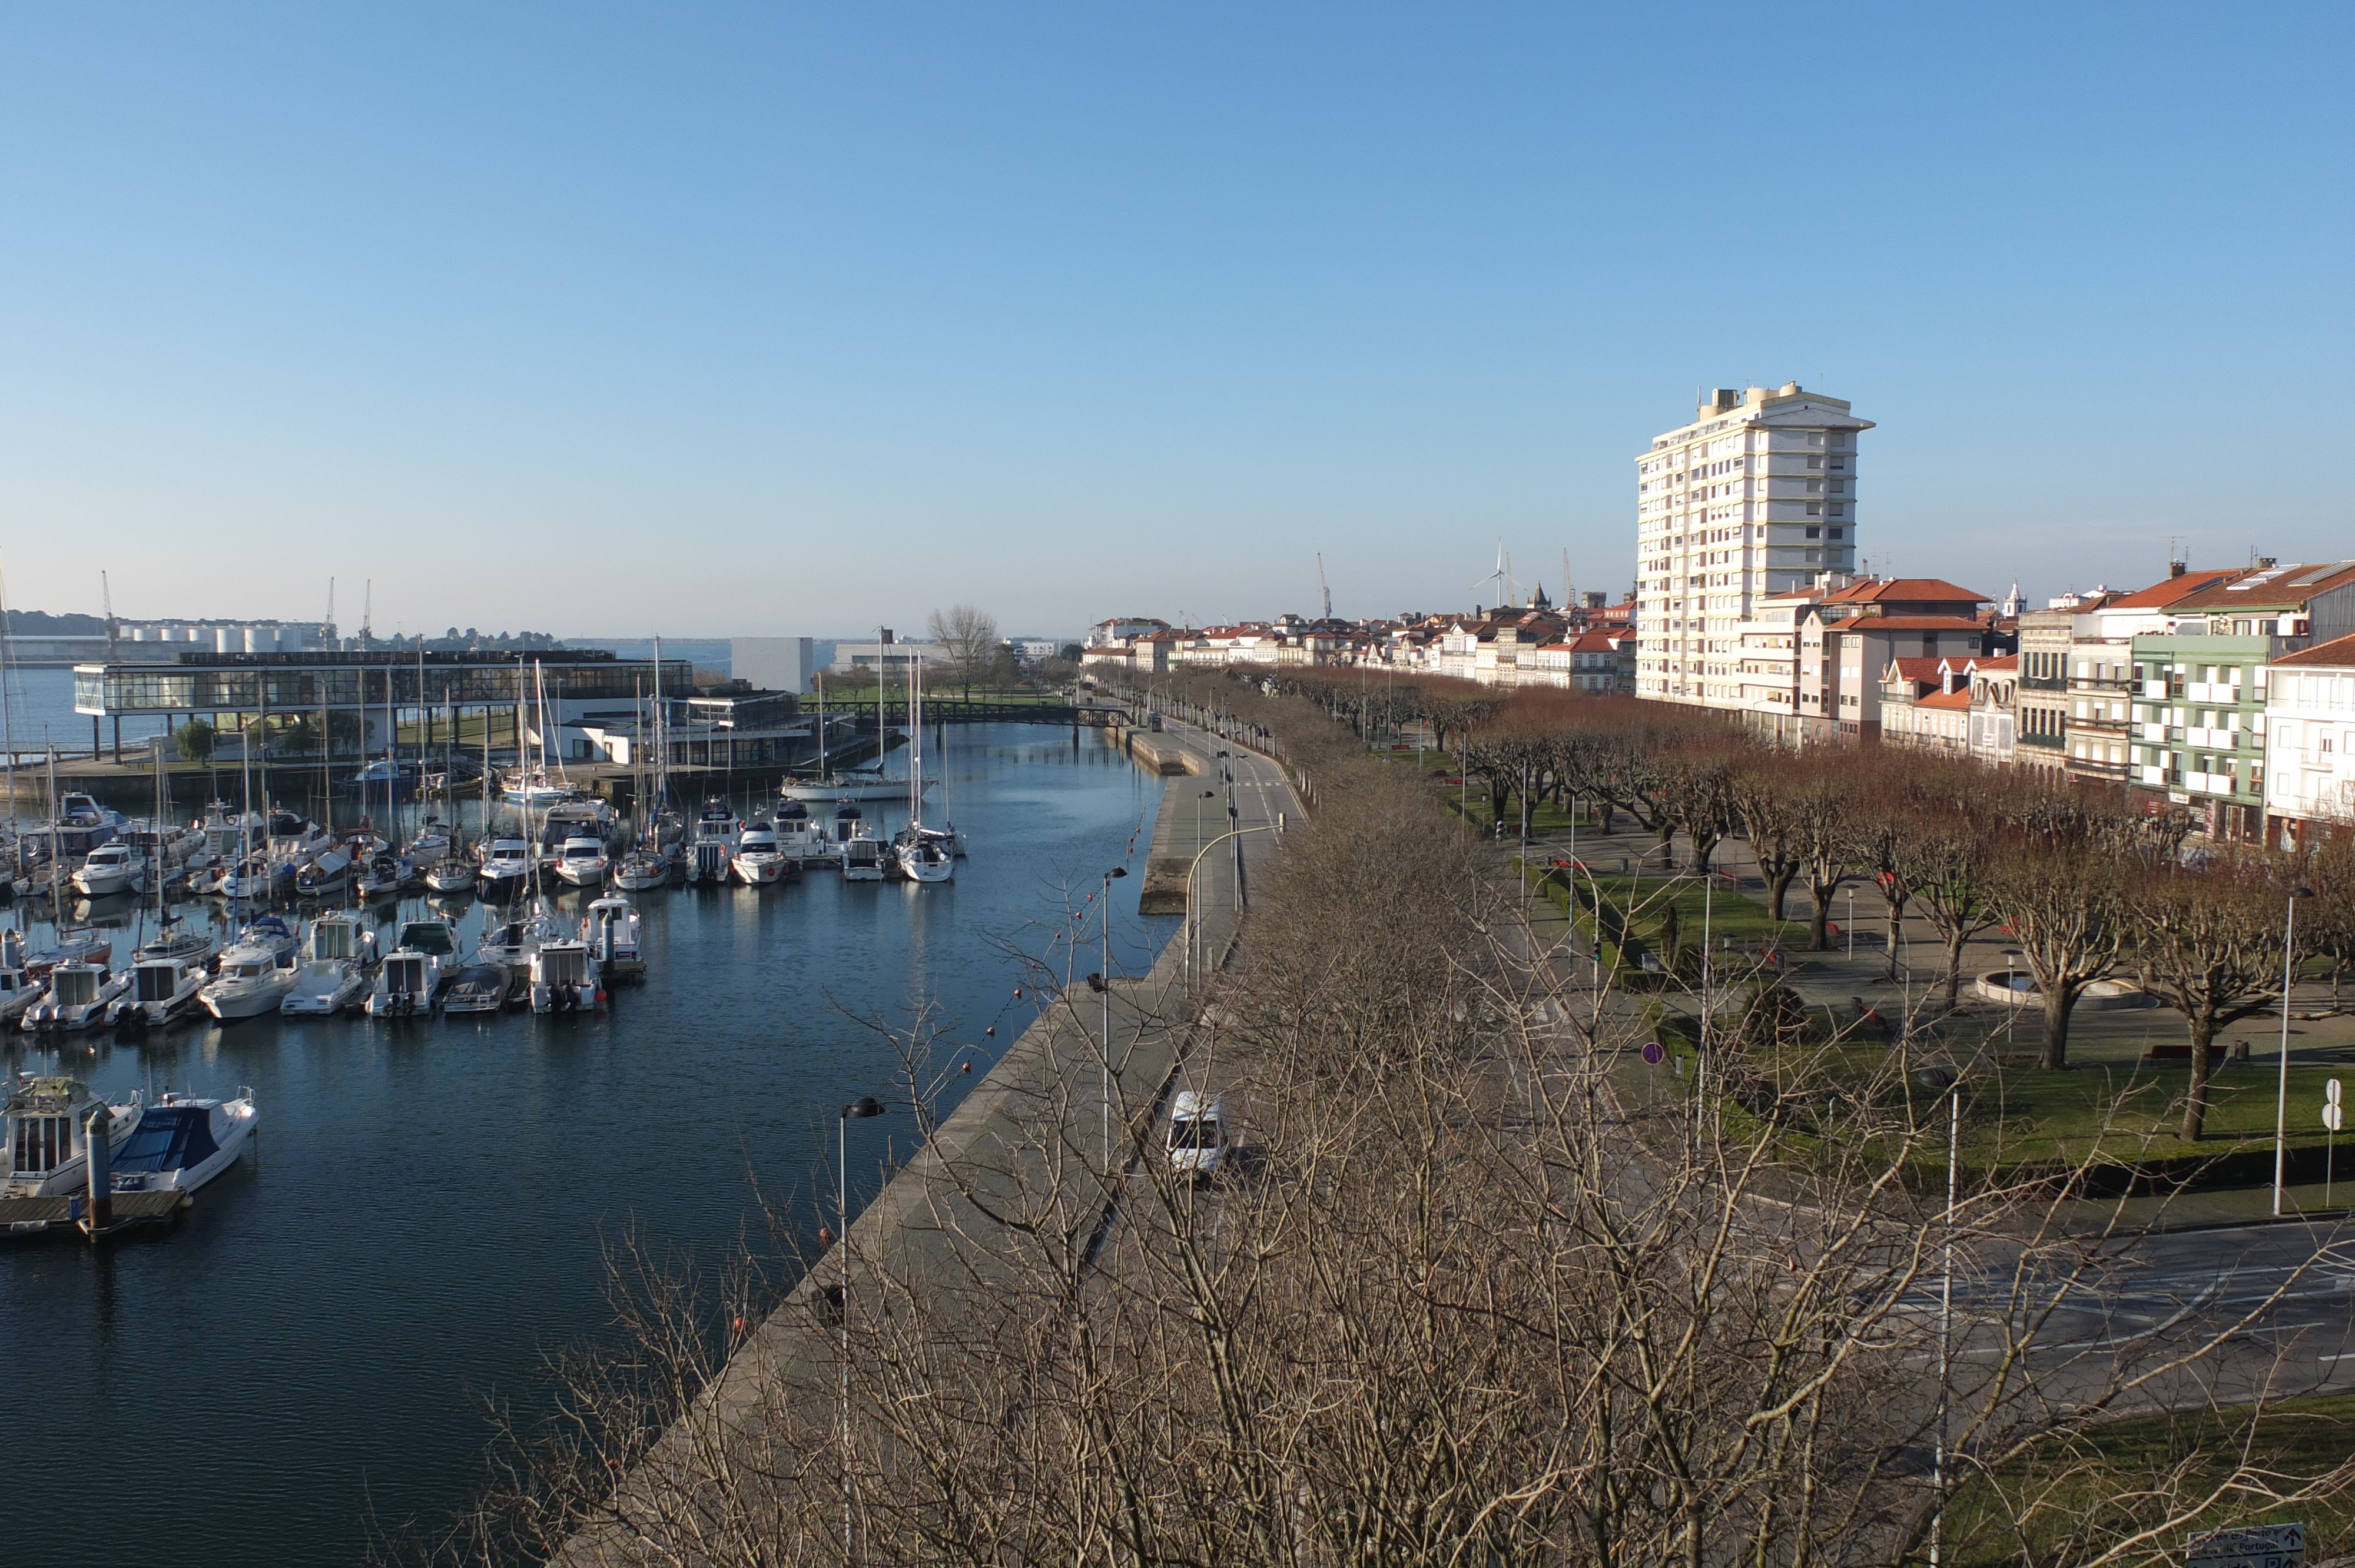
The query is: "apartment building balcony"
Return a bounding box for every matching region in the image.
[2022,675,2067,692]
[2019,732,2065,750]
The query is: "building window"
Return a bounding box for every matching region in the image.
[1805,526,1821,539]
[1827,527,1843,539]
[1806,504,1822,516]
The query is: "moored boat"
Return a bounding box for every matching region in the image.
[21,962,128,1032]
[3,1075,143,1198]
[582,894,645,981]
[71,842,145,898]
[110,955,208,1030]
[529,937,601,1013]
[730,819,789,886]
[108,1089,257,1197]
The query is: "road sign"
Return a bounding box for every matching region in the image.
[2324,1104,2343,1134]
[2185,1521,2303,1568]
[2329,1079,2343,1107]
[1641,1041,1666,1065]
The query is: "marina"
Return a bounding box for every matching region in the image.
[1,720,1172,1568]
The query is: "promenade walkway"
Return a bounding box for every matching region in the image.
[557,713,1296,1563]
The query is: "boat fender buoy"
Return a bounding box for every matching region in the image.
[984,1026,994,1037]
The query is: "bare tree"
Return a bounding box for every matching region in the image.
[1985,836,2124,1070]
[926,604,1000,700]
[2127,853,2289,1141]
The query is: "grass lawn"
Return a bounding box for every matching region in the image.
[1944,1391,2355,1566]
[1945,1054,2350,1177]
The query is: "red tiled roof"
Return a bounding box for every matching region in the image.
[2166,562,2355,613]
[1820,577,1991,606]
[1831,615,1989,633]
[1915,690,1972,712]
[2273,631,2355,669]
[1973,655,2019,673]
[1883,657,1950,682]
[2101,569,2245,609]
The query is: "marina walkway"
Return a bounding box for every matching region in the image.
[555,714,1297,1563]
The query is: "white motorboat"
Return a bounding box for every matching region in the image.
[479,838,534,895]
[201,921,301,1021]
[771,798,830,863]
[365,946,443,1016]
[687,798,740,885]
[529,938,601,1013]
[71,842,146,898]
[21,962,128,1032]
[424,855,477,894]
[553,832,611,888]
[840,838,886,881]
[0,965,47,1024]
[442,962,509,1014]
[48,792,128,861]
[283,954,369,1015]
[731,820,789,886]
[109,1089,257,1197]
[3,1075,143,1199]
[111,956,208,1030]
[582,894,645,981]
[281,913,374,1016]
[611,848,671,891]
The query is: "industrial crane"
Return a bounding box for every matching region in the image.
[1316,553,1333,620]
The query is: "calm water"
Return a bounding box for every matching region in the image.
[3,723,1167,1567]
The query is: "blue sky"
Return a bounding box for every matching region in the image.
[2,4,2347,638]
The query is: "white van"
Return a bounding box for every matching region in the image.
[1164,1091,1229,1182]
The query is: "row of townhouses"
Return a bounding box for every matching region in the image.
[1079,595,1641,695]
[1635,382,2355,845]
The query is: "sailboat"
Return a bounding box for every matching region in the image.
[781,637,934,802]
[891,657,954,884]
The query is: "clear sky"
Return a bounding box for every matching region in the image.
[2,3,2347,638]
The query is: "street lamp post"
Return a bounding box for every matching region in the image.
[1845,888,1855,961]
[1182,824,1279,984]
[837,1093,888,1560]
[2275,885,2317,1217]
[2002,949,2024,1042]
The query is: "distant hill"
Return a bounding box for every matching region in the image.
[4,610,107,636]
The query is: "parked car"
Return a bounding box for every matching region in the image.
[1164,1091,1229,1182]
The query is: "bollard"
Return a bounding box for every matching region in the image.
[85,1108,112,1240]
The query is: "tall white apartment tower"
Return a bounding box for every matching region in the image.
[1634,383,1873,706]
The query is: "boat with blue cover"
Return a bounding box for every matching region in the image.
[108,1089,257,1197]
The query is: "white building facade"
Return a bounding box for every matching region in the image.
[2264,632,2355,847]
[1635,383,1872,708]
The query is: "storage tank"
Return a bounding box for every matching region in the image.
[244,626,277,655]
[213,627,236,653]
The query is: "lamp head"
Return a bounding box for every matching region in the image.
[2290,886,2316,899]
[842,1095,887,1120]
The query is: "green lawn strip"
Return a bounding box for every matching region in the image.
[1520,861,1809,985]
[1942,1392,2355,1567]
[1945,1057,2350,1177]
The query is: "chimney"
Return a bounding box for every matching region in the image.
[2168,559,2187,579]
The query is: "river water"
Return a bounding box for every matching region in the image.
[2,722,1168,1567]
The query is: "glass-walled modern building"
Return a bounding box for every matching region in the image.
[70,649,695,760]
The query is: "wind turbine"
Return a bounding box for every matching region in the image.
[1471,542,1507,612]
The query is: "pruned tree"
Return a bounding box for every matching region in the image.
[2127,854,2290,1141]
[1727,754,1806,921]
[1985,836,2124,1069]
[1793,778,1853,952]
